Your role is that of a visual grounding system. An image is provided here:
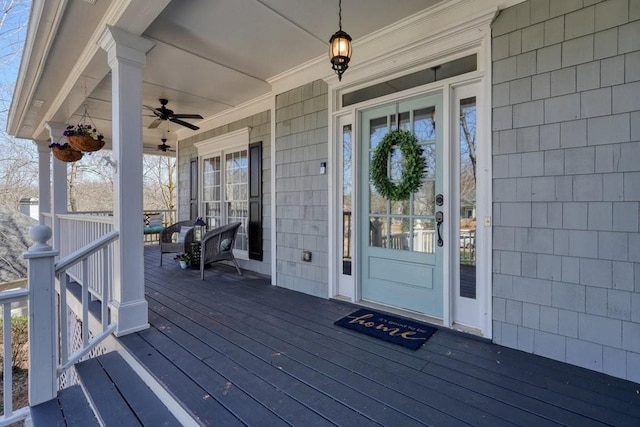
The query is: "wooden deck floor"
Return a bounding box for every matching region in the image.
[118,247,640,426]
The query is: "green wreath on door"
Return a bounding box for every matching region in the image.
[370,129,425,201]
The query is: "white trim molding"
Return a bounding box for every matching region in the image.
[194,127,250,157]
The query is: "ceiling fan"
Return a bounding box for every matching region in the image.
[157,138,175,153]
[144,98,203,131]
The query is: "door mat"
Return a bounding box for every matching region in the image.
[334,308,437,350]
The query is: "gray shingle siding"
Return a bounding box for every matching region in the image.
[492,0,640,382]
[275,80,329,298]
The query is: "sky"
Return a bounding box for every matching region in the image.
[1,0,32,131]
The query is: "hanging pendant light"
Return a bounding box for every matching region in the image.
[329,0,352,81]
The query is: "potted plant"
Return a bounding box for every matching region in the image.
[64,123,105,152]
[174,253,191,269]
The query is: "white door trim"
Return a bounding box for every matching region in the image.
[327,8,494,337]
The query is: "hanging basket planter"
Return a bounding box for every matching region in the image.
[66,134,105,152]
[49,143,83,162]
[62,104,105,153]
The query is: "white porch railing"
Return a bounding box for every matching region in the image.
[55,230,118,374]
[0,288,30,425]
[58,214,114,299]
[0,225,119,425]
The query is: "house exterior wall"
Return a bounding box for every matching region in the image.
[177,111,272,276]
[491,0,640,382]
[275,80,329,298]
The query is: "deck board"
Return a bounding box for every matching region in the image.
[144,274,522,426]
[117,247,640,426]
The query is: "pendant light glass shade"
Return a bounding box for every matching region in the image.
[329,0,352,81]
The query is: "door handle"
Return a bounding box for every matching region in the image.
[436,211,444,247]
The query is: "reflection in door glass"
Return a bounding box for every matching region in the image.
[369,217,388,248]
[459,97,477,299]
[413,219,435,252]
[343,125,353,275]
[413,181,435,216]
[414,107,436,141]
[369,117,388,149]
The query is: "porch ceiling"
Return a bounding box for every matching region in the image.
[9,0,442,155]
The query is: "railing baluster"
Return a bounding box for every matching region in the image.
[59,272,68,367]
[102,247,109,332]
[82,258,89,348]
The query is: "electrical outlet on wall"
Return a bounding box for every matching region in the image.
[302,251,312,262]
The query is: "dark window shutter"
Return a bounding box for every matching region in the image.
[248,141,263,261]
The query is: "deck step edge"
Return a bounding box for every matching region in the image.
[111,345,200,426]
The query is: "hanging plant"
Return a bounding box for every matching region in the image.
[49,142,83,163]
[370,129,425,201]
[64,124,105,152]
[63,104,105,152]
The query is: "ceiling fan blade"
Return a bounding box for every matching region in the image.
[170,117,200,130]
[171,113,203,119]
[143,105,163,115]
[148,118,163,129]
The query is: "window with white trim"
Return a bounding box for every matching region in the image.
[195,128,250,257]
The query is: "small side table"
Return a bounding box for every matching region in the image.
[189,242,201,270]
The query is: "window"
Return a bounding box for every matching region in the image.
[195,128,250,257]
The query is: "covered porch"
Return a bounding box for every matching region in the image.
[109,246,640,426]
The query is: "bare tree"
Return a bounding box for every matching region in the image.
[143,154,176,213]
[0,0,37,209]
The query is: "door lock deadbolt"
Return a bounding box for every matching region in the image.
[436,194,444,206]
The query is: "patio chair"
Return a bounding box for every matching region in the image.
[159,219,196,266]
[200,222,242,279]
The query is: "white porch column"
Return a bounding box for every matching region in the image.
[34,141,51,225]
[44,122,68,251]
[99,26,154,335]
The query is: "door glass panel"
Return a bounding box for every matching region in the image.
[366,102,438,255]
[399,111,411,131]
[413,219,435,253]
[389,147,404,181]
[422,143,436,178]
[369,184,387,215]
[389,217,410,251]
[413,181,435,215]
[414,107,436,141]
[342,124,353,275]
[390,198,410,216]
[369,117,388,149]
[369,216,388,248]
[459,96,477,299]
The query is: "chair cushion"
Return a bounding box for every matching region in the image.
[148,214,163,228]
[220,238,233,251]
[144,225,164,234]
[176,226,193,243]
